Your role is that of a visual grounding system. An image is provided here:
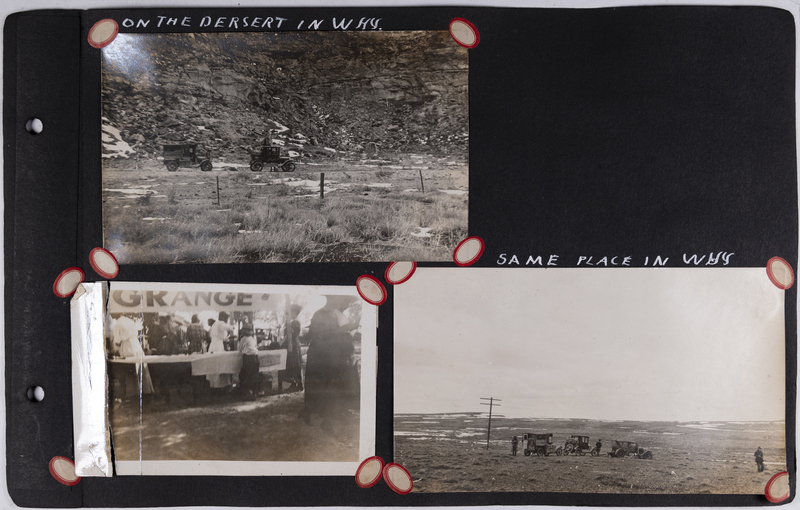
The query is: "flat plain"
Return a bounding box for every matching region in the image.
[102,155,467,263]
[394,414,786,494]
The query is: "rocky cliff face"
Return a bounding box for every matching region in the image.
[101,31,468,160]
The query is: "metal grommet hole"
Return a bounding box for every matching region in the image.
[26,385,45,402]
[25,118,43,134]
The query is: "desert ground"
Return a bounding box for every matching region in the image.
[394,414,787,494]
[102,154,467,264]
[109,378,360,463]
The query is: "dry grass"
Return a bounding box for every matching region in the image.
[103,159,468,263]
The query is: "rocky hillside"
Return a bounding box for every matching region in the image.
[101,31,468,161]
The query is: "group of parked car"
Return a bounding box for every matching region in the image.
[520,433,653,459]
[161,140,297,173]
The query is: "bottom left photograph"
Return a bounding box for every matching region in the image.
[103,281,377,476]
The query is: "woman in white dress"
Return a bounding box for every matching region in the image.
[206,311,234,389]
[111,314,153,395]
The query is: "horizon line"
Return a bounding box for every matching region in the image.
[394,413,785,423]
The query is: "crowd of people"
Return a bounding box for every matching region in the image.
[107,295,361,434]
[109,311,294,358]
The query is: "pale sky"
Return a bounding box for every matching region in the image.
[394,268,786,422]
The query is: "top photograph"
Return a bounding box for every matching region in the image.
[101,30,469,263]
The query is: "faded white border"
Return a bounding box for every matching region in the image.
[108,281,377,477]
[117,460,361,477]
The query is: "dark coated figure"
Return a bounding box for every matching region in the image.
[755,447,765,472]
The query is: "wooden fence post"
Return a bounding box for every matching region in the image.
[418,168,425,193]
[320,173,325,199]
[216,176,221,206]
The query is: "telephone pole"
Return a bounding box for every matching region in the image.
[480,397,501,450]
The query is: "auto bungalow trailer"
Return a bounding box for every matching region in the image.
[522,433,563,457]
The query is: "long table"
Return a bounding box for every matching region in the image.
[108,350,287,374]
[108,350,288,399]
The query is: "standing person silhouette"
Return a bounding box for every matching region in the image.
[301,296,358,434]
[755,447,765,472]
[186,314,207,354]
[237,325,259,400]
[280,304,304,391]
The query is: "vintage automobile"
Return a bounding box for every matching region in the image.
[162,143,213,172]
[564,435,594,456]
[608,440,653,459]
[522,433,563,457]
[249,143,296,172]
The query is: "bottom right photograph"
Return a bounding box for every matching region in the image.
[393,267,787,494]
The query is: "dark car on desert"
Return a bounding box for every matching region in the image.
[564,435,596,456]
[249,143,296,172]
[608,440,653,459]
[162,143,213,172]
